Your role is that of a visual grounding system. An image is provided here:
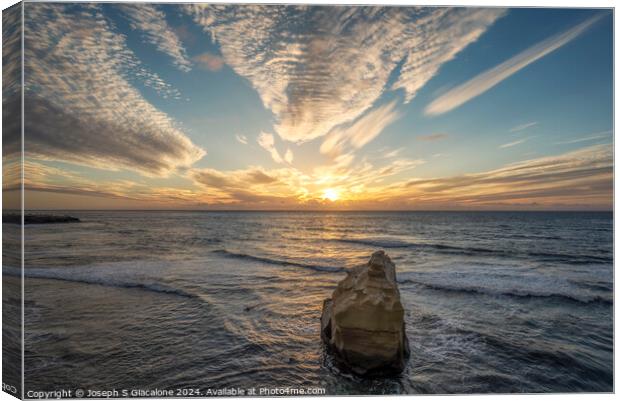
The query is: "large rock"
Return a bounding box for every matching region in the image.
[320,250,409,376]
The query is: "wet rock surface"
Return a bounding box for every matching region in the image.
[321,250,410,376]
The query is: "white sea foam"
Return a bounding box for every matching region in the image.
[399,266,612,304]
[3,263,202,300]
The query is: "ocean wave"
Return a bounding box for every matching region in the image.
[569,280,614,292]
[211,249,345,273]
[333,238,413,248]
[331,238,611,264]
[3,266,201,300]
[449,323,605,377]
[400,277,612,305]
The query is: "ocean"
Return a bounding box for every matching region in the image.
[7,211,614,394]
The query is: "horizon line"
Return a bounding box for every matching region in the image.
[5,209,614,213]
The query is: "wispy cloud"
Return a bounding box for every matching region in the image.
[284,149,294,164]
[510,121,538,133]
[25,144,611,210]
[3,6,21,159]
[191,153,424,207]
[118,4,192,72]
[499,137,529,148]
[235,134,248,145]
[320,101,400,156]
[23,4,205,176]
[425,14,603,116]
[192,167,278,190]
[385,148,405,158]
[417,133,449,142]
[185,5,504,143]
[257,132,293,164]
[387,145,612,209]
[193,52,225,71]
[21,160,209,207]
[2,5,21,99]
[555,130,612,145]
[190,166,307,206]
[257,132,283,164]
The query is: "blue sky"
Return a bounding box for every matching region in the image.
[14,4,613,210]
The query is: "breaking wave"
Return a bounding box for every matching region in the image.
[211,249,345,273]
[333,238,611,264]
[3,265,201,300]
[399,275,612,305]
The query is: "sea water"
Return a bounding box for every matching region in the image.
[6,211,613,394]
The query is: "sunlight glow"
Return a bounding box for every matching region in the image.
[322,188,340,202]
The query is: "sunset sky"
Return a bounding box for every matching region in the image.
[10,4,613,210]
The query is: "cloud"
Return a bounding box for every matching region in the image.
[21,160,211,207]
[24,144,610,210]
[22,160,117,194]
[310,155,425,199]
[192,167,279,189]
[384,148,404,158]
[2,5,21,159]
[172,24,196,46]
[320,101,400,156]
[389,145,612,208]
[2,5,20,100]
[235,134,248,145]
[190,166,307,206]
[425,14,604,116]
[22,4,205,176]
[510,121,538,133]
[284,149,294,164]
[193,52,225,71]
[257,132,284,164]
[118,4,192,72]
[555,130,612,145]
[417,133,449,142]
[185,5,504,143]
[189,152,424,206]
[246,169,279,184]
[499,137,529,148]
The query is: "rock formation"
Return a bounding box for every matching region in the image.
[320,250,409,376]
[3,214,80,225]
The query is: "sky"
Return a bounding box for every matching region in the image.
[5,3,613,210]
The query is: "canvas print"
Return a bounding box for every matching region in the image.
[2,2,614,397]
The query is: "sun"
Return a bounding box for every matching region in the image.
[322,188,340,202]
